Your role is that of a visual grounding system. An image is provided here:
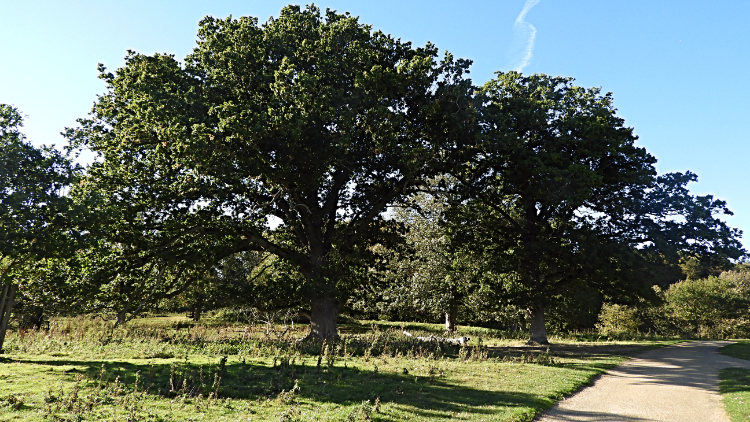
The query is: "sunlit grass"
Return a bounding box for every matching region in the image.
[0,315,676,421]
[720,341,750,422]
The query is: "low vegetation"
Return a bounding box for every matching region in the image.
[719,367,750,422]
[719,341,750,422]
[0,314,677,421]
[593,268,750,340]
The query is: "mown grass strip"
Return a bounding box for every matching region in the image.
[722,341,750,361]
[720,367,750,422]
[720,341,750,422]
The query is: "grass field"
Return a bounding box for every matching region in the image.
[0,315,677,421]
[720,341,750,422]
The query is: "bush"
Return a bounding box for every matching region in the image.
[658,272,750,338]
[596,303,641,336]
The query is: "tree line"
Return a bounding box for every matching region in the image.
[0,5,744,350]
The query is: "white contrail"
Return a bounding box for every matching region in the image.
[512,0,541,72]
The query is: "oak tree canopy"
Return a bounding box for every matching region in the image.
[67,5,476,338]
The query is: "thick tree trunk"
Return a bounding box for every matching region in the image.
[445,287,458,332]
[0,283,18,354]
[527,301,549,345]
[115,309,128,327]
[193,295,203,322]
[445,310,458,332]
[309,298,340,340]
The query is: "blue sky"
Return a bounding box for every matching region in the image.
[2,1,749,248]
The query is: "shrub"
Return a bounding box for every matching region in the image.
[659,272,750,338]
[596,303,641,336]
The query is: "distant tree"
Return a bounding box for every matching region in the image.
[679,253,733,280]
[66,6,476,338]
[355,183,491,330]
[0,104,79,352]
[178,251,294,321]
[451,72,745,344]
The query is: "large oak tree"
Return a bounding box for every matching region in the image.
[67,6,475,338]
[452,72,744,344]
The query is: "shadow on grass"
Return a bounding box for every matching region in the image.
[721,341,750,361]
[490,342,667,359]
[720,367,750,394]
[9,357,546,420]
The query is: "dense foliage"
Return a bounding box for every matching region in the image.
[0,104,80,351]
[3,5,746,344]
[64,5,476,338]
[444,72,745,343]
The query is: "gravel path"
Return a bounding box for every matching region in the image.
[536,341,750,422]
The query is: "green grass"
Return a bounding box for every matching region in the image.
[720,341,750,422]
[0,315,675,421]
[719,367,750,422]
[722,341,750,361]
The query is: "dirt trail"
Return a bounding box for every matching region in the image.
[535,341,750,422]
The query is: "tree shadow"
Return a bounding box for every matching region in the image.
[720,367,750,394]
[533,408,654,421]
[535,341,750,421]
[489,342,663,360]
[12,357,546,420]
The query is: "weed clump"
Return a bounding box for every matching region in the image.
[1,394,24,411]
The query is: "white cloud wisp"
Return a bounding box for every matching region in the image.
[511,0,541,72]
